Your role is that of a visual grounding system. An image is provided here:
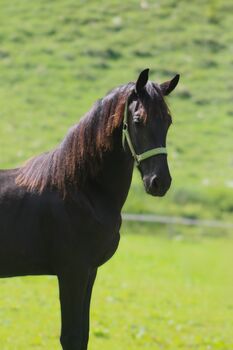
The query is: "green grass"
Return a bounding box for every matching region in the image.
[0,0,232,220]
[0,223,232,350]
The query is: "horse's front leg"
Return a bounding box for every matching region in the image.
[58,266,91,350]
[80,268,97,350]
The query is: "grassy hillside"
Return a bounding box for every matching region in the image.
[0,0,232,220]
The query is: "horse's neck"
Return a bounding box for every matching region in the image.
[89,135,134,212]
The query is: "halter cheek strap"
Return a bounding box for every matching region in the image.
[122,99,167,165]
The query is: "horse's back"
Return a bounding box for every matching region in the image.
[0,168,35,227]
[0,169,25,227]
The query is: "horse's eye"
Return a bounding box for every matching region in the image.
[133,115,142,125]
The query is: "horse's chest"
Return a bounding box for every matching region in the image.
[93,231,120,267]
[64,198,122,267]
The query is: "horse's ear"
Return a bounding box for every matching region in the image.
[135,68,149,94]
[160,74,180,96]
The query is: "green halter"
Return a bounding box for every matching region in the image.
[122,100,167,166]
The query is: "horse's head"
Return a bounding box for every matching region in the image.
[124,69,179,197]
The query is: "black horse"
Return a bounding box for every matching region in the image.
[0,69,179,350]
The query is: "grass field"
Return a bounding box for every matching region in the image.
[0,223,232,350]
[0,1,233,349]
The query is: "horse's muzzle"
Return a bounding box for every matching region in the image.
[143,174,172,197]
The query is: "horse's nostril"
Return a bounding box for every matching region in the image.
[150,175,158,189]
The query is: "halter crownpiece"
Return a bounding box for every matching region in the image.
[122,99,167,166]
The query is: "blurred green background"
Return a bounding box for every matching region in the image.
[0,0,232,349]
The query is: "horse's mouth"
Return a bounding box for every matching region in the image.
[145,186,169,197]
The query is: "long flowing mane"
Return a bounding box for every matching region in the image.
[16,83,134,196]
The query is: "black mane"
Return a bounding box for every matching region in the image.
[16,83,135,196]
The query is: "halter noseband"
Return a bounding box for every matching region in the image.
[122,99,167,166]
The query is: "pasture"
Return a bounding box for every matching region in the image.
[0,0,232,349]
[0,223,232,350]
